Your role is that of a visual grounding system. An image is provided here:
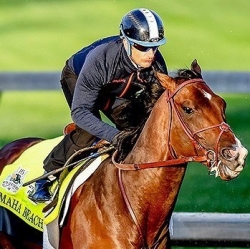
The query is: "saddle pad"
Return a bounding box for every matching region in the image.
[0,136,63,231]
[44,153,110,225]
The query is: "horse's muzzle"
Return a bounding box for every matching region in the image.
[211,138,248,180]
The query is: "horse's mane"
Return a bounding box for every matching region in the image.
[115,67,203,161]
[139,77,165,113]
[133,68,203,126]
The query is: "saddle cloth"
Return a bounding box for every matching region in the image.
[0,135,109,236]
[0,136,63,231]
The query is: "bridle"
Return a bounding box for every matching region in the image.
[111,78,232,248]
[112,78,232,170]
[165,78,232,169]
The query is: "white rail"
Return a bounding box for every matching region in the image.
[171,212,250,247]
[0,71,250,92]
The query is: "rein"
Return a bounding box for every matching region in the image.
[112,78,232,248]
[112,151,207,170]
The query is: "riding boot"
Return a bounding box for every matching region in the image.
[28,172,54,203]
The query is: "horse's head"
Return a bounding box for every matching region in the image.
[155,59,248,180]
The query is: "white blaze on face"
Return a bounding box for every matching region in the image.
[202,89,212,100]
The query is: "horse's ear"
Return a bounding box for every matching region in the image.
[191,59,202,74]
[155,71,176,91]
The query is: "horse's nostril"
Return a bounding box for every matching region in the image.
[221,148,239,161]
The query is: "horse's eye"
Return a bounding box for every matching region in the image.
[183,106,193,114]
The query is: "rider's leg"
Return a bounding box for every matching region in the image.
[60,62,77,108]
[44,126,96,171]
[28,127,96,202]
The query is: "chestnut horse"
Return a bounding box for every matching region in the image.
[59,61,247,248]
[0,60,248,249]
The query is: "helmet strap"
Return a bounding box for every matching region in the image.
[122,37,142,69]
[126,39,132,57]
[120,26,132,57]
[121,36,131,57]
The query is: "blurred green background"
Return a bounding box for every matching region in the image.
[1,0,250,71]
[1,1,250,247]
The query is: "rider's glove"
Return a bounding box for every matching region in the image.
[111,127,141,161]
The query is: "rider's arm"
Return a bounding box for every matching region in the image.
[71,47,120,143]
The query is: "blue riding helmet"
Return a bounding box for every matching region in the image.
[120,8,166,48]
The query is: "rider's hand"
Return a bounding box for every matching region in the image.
[111,127,141,161]
[111,129,134,152]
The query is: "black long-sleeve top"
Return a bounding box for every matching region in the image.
[69,35,167,142]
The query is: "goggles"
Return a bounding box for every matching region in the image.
[130,41,158,52]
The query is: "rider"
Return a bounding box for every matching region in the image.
[29,8,168,202]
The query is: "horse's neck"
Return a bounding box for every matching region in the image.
[126,92,170,163]
[122,92,186,244]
